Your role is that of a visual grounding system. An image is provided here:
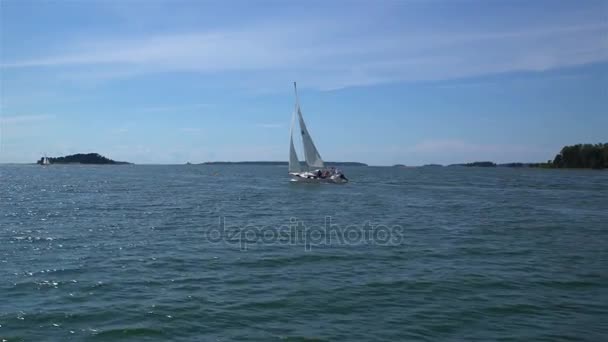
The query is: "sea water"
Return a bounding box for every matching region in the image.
[1,165,606,341]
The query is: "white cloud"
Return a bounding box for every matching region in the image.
[0,114,55,124]
[2,16,606,89]
[100,143,283,164]
[180,127,201,132]
[402,139,554,165]
[255,123,283,129]
[409,139,495,154]
[323,139,558,166]
[111,127,129,134]
[140,104,209,113]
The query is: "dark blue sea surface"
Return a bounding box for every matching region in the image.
[1,165,607,341]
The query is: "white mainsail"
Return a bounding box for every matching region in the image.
[294,82,324,169]
[288,110,302,173]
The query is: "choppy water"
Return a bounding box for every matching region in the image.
[1,165,607,341]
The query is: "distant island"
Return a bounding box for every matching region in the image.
[37,153,130,165]
[449,161,496,167]
[498,163,527,167]
[201,161,368,166]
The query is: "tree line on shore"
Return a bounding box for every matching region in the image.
[548,143,608,169]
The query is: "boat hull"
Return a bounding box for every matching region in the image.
[289,172,348,184]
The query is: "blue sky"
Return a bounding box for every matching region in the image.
[1,0,606,165]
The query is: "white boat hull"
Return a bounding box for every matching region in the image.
[289,172,348,184]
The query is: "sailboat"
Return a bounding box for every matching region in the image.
[41,154,50,166]
[289,82,348,184]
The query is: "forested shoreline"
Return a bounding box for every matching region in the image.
[548,143,607,169]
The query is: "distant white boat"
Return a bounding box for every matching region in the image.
[41,154,50,166]
[288,82,348,184]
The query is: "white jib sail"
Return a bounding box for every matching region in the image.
[294,83,324,169]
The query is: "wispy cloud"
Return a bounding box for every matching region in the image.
[180,127,202,132]
[111,127,129,134]
[139,103,209,113]
[0,114,55,125]
[255,123,283,129]
[2,13,606,89]
[409,139,496,154]
[408,138,551,154]
[404,139,554,164]
[327,139,556,165]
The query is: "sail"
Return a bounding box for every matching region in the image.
[297,107,324,168]
[294,83,324,169]
[288,111,302,173]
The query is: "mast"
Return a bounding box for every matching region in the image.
[288,82,302,173]
[294,81,299,104]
